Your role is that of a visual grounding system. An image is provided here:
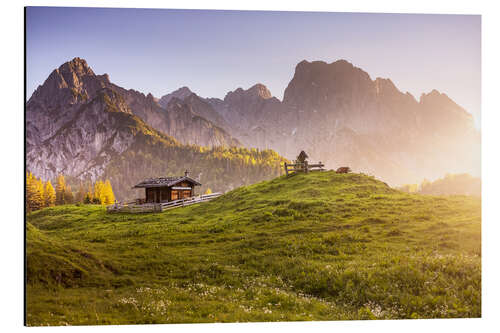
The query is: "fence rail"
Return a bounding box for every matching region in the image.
[284,161,325,176]
[160,193,222,211]
[106,192,222,213]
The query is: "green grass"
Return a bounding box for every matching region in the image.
[26,171,481,325]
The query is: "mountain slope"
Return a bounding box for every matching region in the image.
[26,171,480,325]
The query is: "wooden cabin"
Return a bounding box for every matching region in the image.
[133,171,201,203]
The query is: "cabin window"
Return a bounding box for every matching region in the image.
[181,190,191,199]
[171,190,179,201]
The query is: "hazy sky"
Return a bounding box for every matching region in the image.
[26,7,481,126]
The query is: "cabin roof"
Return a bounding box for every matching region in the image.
[133,176,201,188]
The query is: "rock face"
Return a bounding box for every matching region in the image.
[27,88,143,181]
[162,97,239,147]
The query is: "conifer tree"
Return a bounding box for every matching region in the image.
[65,185,74,204]
[75,182,86,203]
[55,174,66,205]
[36,178,45,208]
[26,172,43,212]
[44,180,56,207]
[102,180,115,205]
[93,180,104,204]
[26,172,34,212]
[84,183,93,204]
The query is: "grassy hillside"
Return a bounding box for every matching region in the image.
[26,171,481,325]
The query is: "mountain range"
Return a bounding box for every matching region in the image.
[26,57,480,196]
[25,58,283,199]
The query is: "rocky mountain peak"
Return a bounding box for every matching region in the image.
[420,89,447,103]
[224,83,273,103]
[158,86,193,107]
[176,86,192,95]
[419,89,471,121]
[28,57,107,108]
[294,59,355,74]
[58,57,95,77]
[283,58,372,108]
[420,89,460,109]
[247,84,272,99]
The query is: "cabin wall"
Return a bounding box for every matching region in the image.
[146,187,170,203]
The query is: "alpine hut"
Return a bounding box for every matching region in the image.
[133,170,201,203]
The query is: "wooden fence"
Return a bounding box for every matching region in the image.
[284,161,325,176]
[106,192,222,213]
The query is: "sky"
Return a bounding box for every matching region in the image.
[26,7,481,127]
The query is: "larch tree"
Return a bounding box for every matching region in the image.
[44,180,56,207]
[102,180,115,205]
[36,178,45,208]
[55,174,66,205]
[93,180,104,204]
[26,172,43,212]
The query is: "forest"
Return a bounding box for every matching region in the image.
[26,172,115,212]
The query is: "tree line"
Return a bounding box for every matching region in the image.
[26,172,115,212]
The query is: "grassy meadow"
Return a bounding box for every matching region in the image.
[26,171,481,325]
